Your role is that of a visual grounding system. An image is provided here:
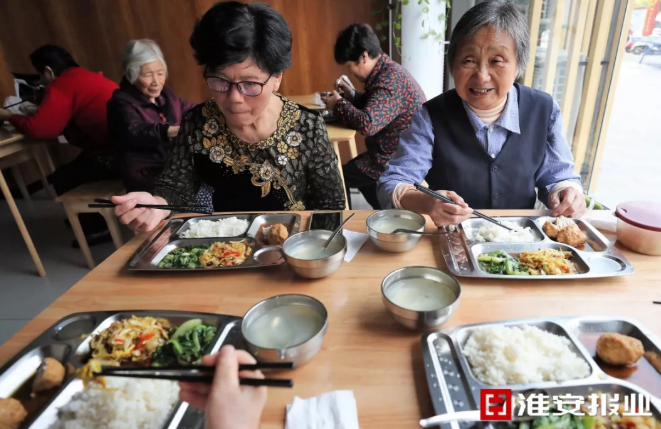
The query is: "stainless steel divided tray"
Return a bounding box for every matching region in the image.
[438,216,634,279]
[421,316,661,429]
[127,213,301,271]
[0,310,244,429]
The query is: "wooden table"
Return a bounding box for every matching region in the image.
[0,127,56,277]
[1,210,659,428]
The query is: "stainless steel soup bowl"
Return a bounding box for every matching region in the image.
[366,209,426,253]
[282,230,347,279]
[241,294,328,365]
[381,266,461,331]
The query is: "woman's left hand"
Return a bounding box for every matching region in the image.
[549,187,587,217]
[322,91,343,110]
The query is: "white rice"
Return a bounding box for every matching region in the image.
[462,325,590,386]
[181,217,249,238]
[50,378,180,429]
[470,220,535,242]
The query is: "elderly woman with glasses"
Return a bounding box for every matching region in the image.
[111,2,346,231]
[378,0,587,227]
[108,39,196,193]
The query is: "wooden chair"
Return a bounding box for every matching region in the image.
[0,141,57,277]
[0,143,57,202]
[326,125,357,210]
[55,180,125,269]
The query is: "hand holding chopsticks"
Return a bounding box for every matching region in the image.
[93,192,213,233]
[414,184,516,232]
[89,199,213,215]
[95,362,295,387]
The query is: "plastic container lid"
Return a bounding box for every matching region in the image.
[615,201,661,232]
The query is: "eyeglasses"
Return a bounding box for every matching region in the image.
[204,73,272,97]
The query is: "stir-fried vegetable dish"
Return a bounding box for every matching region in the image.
[520,248,578,275]
[158,241,251,268]
[479,249,578,276]
[77,316,217,385]
[88,316,170,366]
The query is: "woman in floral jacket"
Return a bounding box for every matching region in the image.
[323,23,426,210]
[110,2,345,232]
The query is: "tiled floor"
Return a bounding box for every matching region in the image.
[0,189,372,347]
[0,190,124,346]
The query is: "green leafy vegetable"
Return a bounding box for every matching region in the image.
[580,416,595,429]
[151,320,218,366]
[478,250,529,275]
[157,245,210,269]
[171,319,203,341]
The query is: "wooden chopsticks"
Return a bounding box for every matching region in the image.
[88,199,213,215]
[95,362,295,387]
[414,184,517,232]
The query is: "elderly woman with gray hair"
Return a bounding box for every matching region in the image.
[378,0,586,227]
[108,39,196,193]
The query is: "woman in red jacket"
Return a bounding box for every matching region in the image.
[0,45,120,243]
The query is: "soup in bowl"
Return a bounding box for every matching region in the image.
[366,209,426,252]
[282,230,347,278]
[381,266,461,331]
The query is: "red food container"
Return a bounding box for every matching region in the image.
[615,201,661,256]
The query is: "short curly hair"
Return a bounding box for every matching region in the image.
[190,1,292,75]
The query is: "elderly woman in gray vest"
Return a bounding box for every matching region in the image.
[377,0,586,227]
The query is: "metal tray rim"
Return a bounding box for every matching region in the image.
[173,213,258,239]
[439,215,635,280]
[126,212,301,271]
[534,216,612,252]
[460,216,547,244]
[421,315,661,426]
[0,310,242,429]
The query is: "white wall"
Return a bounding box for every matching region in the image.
[401,0,447,99]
